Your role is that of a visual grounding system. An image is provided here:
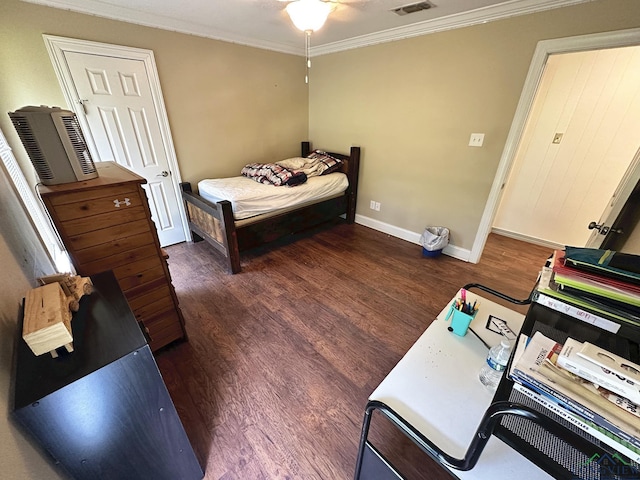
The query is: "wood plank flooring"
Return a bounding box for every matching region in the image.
[158,223,552,479]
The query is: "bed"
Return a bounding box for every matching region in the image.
[180,141,361,273]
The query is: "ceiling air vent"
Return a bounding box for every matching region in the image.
[392,1,434,16]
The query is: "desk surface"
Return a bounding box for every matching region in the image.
[370,289,552,479]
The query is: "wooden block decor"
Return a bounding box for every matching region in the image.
[38,274,93,312]
[23,283,73,357]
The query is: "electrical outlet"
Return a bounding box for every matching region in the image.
[374,201,381,211]
[469,133,485,147]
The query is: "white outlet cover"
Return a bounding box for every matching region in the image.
[469,133,485,147]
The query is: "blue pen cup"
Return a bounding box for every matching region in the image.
[444,302,477,336]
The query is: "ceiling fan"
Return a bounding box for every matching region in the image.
[278,0,335,32]
[277,0,338,83]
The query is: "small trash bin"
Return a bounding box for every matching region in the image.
[420,226,449,257]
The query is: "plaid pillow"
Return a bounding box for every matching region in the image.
[306,150,344,175]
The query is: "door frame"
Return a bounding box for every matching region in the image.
[42,34,190,242]
[471,27,640,263]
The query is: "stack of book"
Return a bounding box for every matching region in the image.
[510,247,640,461]
[537,248,640,327]
[509,332,640,462]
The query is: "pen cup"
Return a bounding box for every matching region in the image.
[444,302,477,336]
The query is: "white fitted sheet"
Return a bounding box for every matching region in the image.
[197,172,349,221]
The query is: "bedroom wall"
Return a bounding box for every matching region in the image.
[0,0,308,188]
[0,165,61,479]
[309,0,640,253]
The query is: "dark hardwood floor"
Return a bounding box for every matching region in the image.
[158,223,552,479]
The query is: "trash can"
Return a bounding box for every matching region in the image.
[420,226,449,257]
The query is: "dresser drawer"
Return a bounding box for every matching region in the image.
[76,244,159,277]
[126,284,174,319]
[148,322,185,352]
[61,207,149,236]
[123,275,169,300]
[112,256,165,284]
[51,187,145,222]
[145,308,185,351]
[117,264,167,292]
[73,231,156,265]
[67,220,151,251]
[46,184,140,207]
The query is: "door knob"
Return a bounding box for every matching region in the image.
[77,99,89,115]
[157,171,169,177]
[588,221,602,231]
[588,221,623,235]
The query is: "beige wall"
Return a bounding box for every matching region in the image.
[309,0,640,250]
[0,164,61,479]
[0,0,308,189]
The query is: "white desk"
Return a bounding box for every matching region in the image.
[357,289,552,479]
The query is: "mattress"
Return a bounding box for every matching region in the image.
[197,172,349,221]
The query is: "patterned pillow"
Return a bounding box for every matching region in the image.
[306,150,344,175]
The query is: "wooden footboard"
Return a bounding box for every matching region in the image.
[180,183,241,273]
[181,141,361,274]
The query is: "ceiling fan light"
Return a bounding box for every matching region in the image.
[286,0,332,32]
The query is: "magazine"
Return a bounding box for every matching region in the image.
[512,382,640,462]
[510,332,640,449]
[557,337,640,404]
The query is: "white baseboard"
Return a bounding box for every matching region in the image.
[491,227,563,250]
[354,214,472,262]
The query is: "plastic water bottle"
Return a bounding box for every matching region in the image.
[479,338,512,392]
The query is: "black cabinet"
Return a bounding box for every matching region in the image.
[12,271,203,480]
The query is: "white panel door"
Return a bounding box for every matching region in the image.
[63,51,185,246]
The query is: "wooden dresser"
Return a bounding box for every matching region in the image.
[38,161,186,351]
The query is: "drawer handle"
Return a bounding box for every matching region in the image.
[113,198,131,208]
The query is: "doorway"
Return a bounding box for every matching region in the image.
[493,46,640,250]
[43,35,189,247]
[471,27,640,263]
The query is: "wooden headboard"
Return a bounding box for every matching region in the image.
[301,141,361,223]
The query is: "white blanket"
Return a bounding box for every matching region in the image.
[198,172,349,220]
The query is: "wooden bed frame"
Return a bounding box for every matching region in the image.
[180,141,361,274]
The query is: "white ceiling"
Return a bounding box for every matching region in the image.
[24,0,591,55]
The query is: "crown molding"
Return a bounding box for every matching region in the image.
[22,0,302,55]
[23,0,594,57]
[311,0,594,56]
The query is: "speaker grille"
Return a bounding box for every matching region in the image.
[59,114,96,175]
[9,116,54,181]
